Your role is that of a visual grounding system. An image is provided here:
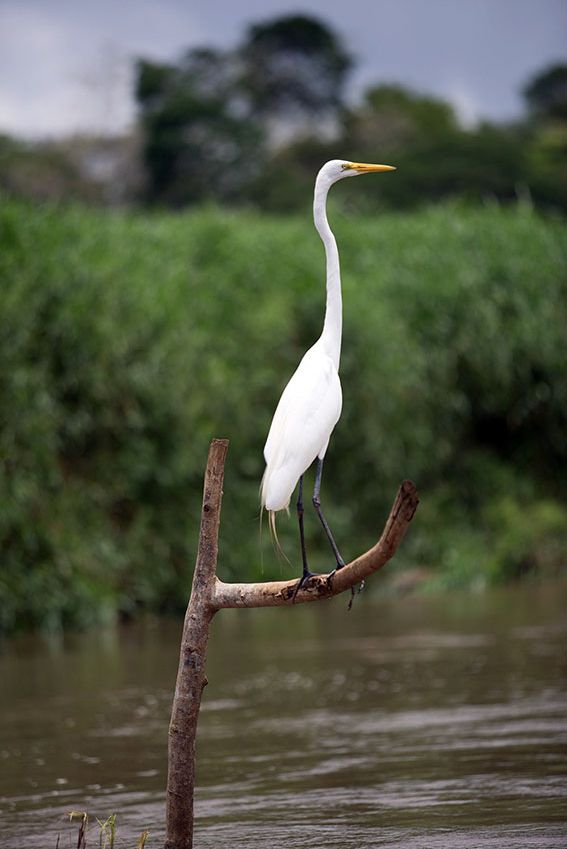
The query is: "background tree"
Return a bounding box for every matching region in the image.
[343,86,543,210]
[0,134,101,204]
[259,84,530,212]
[135,15,352,207]
[235,14,352,208]
[136,49,264,205]
[521,64,567,211]
[523,63,567,122]
[346,84,459,152]
[2,15,567,213]
[241,14,351,134]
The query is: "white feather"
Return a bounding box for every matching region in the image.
[261,341,342,512]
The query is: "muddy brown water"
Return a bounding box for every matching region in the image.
[1,582,566,847]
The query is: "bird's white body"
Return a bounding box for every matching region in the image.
[261,341,342,511]
[260,158,394,521]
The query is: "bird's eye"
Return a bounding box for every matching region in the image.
[341,163,350,171]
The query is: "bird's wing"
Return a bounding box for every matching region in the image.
[264,346,341,462]
[262,347,342,510]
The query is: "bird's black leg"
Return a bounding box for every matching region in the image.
[297,475,310,577]
[293,475,315,600]
[312,457,345,571]
[312,458,361,606]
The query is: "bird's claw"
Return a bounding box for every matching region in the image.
[326,556,345,589]
[292,571,316,602]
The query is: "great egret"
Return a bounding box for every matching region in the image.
[261,159,395,594]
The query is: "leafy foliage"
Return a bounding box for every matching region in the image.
[0,135,97,204]
[136,50,264,205]
[257,85,567,213]
[2,16,566,215]
[242,15,351,118]
[132,16,567,215]
[524,63,567,121]
[136,14,351,206]
[0,198,566,631]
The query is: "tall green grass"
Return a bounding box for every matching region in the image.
[1,197,566,630]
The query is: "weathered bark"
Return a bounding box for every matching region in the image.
[212,479,418,609]
[164,439,418,849]
[164,438,228,849]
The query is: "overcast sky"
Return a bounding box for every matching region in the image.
[1,0,566,138]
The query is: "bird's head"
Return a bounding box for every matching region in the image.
[318,159,396,185]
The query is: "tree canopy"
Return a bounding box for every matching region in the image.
[1,14,565,213]
[524,63,567,121]
[136,49,263,205]
[135,14,352,205]
[242,15,351,119]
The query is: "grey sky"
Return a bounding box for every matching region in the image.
[1,0,565,137]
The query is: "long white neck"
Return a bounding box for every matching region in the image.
[313,174,342,368]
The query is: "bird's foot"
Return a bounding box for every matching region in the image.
[323,558,365,611]
[326,555,346,589]
[292,570,316,602]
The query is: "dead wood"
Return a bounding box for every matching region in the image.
[212,478,418,609]
[164,438,418,849]
[164,438,228,849]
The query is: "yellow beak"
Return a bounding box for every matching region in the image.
[346,161,396,172]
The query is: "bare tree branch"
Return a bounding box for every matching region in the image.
[164,438,228,849]
[212,479,419,609]
[164,439,418,849]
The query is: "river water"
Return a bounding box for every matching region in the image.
[0,582,566,848]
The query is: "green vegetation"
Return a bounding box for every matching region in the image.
[65,811,149,848]
[1,197,566,632]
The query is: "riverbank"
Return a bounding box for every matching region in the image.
[1,198,565,631]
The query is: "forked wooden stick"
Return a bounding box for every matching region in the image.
[164,438,419,849]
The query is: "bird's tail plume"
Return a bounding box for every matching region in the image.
[268,508,290,564]
[260,468,291,565]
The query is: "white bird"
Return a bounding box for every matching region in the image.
[260,158,395,593]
